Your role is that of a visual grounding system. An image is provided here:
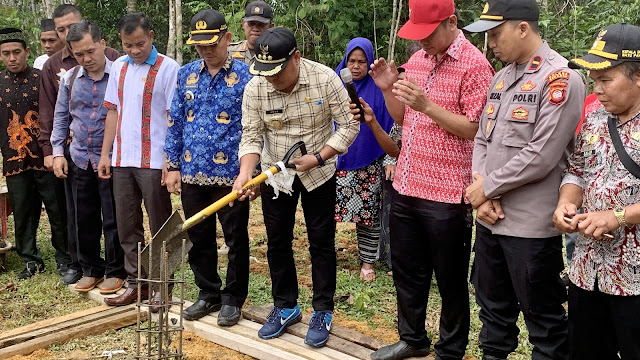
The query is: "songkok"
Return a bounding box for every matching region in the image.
[0,28,25,46]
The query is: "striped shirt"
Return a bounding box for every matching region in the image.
[103,47,179,170]
[239,58,359,191]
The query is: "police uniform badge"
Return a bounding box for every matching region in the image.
[269,117,284,130]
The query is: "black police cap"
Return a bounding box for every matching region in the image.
[187,9,228,46]
[244,1,273,23]
[463,0,539,33]
[250,27,297,76]
[570,23,640,70]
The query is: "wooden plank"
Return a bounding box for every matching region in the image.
[242,306,374,360]
[0,308,141,359]
[166,303,360,360]
[0,306,108,341]
[197,313,357,360]
[244,305,388,351]
[0,306,132,349]
[69,284,128,306]
[163,311,308,360]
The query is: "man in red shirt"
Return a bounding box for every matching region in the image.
[369,0,493,358]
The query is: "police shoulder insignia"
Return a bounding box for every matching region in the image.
[520,80,537,91]
[512,107,529,120]
[495,80,505,90]
[528,55,542,71]
[549,81,568,106]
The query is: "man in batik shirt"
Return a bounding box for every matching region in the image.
[0,28,68,280]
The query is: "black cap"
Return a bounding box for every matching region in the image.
[570,23,640,70]
[186,9,228,45]
[0,28,25,46]
[244,1,273,23]
[250,27,297,76]
[463,0,539,33]
[40,19,55,32]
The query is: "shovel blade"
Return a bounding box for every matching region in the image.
[140,211,192,280]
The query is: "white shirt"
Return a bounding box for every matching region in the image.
[104,50,179,169]
[33,54,49,70]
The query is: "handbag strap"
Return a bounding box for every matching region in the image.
[607,115,640,178]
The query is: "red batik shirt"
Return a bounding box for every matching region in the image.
[393,31,494,203]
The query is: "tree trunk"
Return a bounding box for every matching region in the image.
[127,0,136,13]
[167,0,176,59]
[175,0,183,65]
[387,0,398,60]
[43,0,53,17]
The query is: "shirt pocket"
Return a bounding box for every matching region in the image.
[501,104,538,148]
[290,88,328,128]
[481,102,500,139]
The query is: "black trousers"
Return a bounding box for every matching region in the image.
[181,183,250,306]
[64,148,81,272]
[6,170,69,268]
[472,224,568,360]
[569,281,640,360]
[72,160,125,279]
[260,175,336,311]
[390,193,472,359]
[112,167,172,285]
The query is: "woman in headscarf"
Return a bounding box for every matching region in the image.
[335,38,394,282]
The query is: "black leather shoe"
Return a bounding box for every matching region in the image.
[60,269,83,285]
[217,305,241,326]
[57,263,69,276]
[370,340,429,360]
[17,263,44,280]
[183,299,221,321]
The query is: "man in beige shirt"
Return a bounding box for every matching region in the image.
[235,27,358,347]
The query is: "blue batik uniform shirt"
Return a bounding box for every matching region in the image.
[165,56,251,186]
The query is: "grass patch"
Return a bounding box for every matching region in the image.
[0,197,549,359]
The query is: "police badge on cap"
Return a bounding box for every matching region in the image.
[244,1,273,23]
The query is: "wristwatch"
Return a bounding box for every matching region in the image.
[315,153,325,167]
[614,208,627,228]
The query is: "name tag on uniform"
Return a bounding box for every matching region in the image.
[266,109,284,115]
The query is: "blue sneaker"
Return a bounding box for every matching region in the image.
[258,305,302,339]
[304,310,332,347]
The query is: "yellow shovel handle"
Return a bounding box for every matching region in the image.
[181,165,280,231]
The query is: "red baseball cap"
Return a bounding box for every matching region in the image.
[398,0,455,40]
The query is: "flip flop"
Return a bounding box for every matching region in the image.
[360,267,375,282]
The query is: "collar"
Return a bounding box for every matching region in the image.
[78,57,113,81]
[198,55,234,74]
[61,46,74,61]
[124,45,158,65]
[426,30,465,63]
[520,41,551,74]
[615,109,640,127]
[5,65,31,79]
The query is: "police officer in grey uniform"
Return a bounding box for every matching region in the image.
[228,1,274,65]
[463,0,586,359]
